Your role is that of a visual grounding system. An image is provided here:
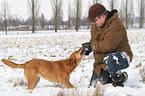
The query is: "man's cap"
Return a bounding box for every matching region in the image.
[86,3,106,23]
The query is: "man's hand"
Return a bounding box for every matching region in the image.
[82,42,92,55]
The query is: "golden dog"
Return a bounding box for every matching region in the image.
[1,48,84,90]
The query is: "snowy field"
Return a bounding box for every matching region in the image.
[0,29,145,96]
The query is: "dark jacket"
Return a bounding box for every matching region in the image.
[90,10,133,75]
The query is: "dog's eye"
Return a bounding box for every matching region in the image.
[75,51,78,53]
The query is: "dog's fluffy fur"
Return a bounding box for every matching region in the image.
[1,48,84,90]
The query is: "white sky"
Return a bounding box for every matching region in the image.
[0,0,139,21]
[0,0,94,21]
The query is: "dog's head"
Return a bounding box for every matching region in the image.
[69,47,85,65]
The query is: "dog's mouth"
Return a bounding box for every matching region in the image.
[80,47,85,55]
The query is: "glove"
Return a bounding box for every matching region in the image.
[111,72,128,87]
[80,49,91,55]
[81,42,92,55]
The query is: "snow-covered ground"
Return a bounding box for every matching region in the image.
[0,29,145,96]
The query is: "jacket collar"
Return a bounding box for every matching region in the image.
[98,9,118,28]
[107,9,118,20]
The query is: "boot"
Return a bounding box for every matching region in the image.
[111,72,128,87]
[88,72,99,88]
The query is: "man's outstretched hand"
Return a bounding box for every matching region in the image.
[81,42,92,55]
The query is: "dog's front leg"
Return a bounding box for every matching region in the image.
[25,69,37,90]
[27,79,34,90]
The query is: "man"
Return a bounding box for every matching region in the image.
[81,3,133,87]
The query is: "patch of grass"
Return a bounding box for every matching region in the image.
[92,82,104,96]
[57,90,65,96]
[139,66,145,83]
[127,94,132,96]
[56,89,80,96]
[135,62,142,69]
[50,54,57,57]
[45,83,64,88]
[13,78,26,87]
[7,78,13,83]
[56,88,101,96]
[7,78,27,87]
[63,48,67,51]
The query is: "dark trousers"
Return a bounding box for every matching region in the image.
[89,52,129,87]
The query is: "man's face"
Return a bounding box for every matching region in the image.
[92,15,106,27]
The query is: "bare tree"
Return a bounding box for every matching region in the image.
[27,0,40,33]
[125,0,129,29]
[1,1,10,34]
[51,0,63,32]
[40,13,45,29]
[74,0,82,31]
[92,0,100,4]
[139,0,144,28]
[108,0,117,10]
[129,0,135,28]
[67,1,71,29]
[0,16,4,30]
[85,0,92,29]
[118,0,125,22]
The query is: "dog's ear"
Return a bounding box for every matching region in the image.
[69,51,77,65]
[69,51,77,58]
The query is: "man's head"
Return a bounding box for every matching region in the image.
[86,3,107,27]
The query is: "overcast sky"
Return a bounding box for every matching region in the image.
[0,0,94,21]
[0,0,139,21]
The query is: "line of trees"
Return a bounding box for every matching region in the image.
[0,0,145,34]
[27,0,40,33]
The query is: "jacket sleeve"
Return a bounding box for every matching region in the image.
[91,21,124,52]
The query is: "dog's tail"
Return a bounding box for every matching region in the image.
[1,59,25,69]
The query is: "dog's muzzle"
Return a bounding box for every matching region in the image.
[80,47,86,55]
